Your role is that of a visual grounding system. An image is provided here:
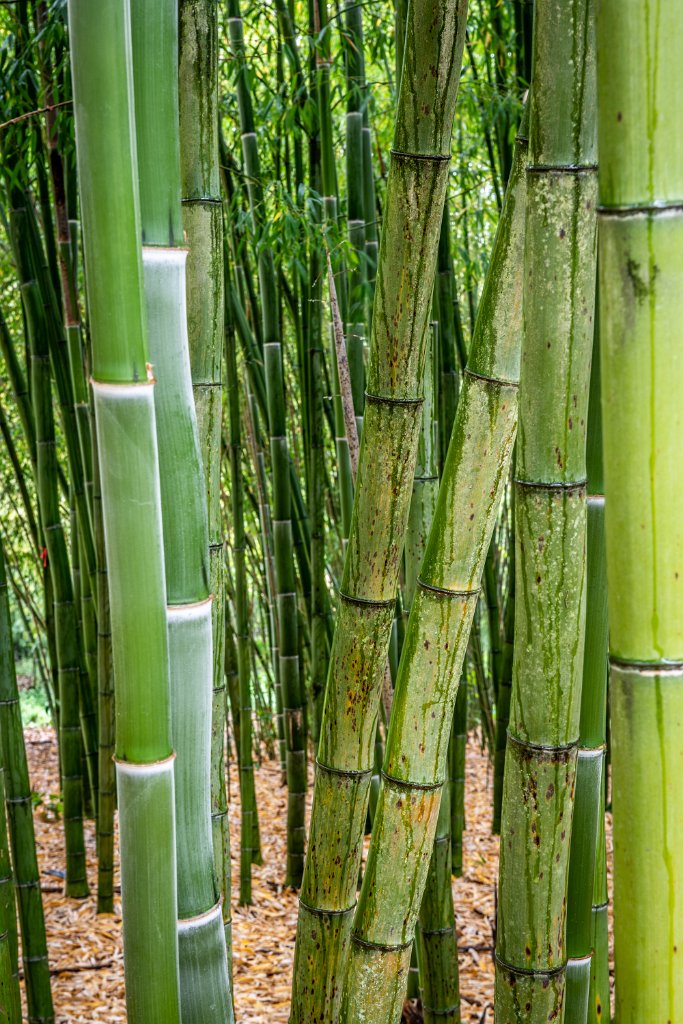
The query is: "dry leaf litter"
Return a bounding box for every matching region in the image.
[21,728,613,1023]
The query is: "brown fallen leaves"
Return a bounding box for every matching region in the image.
[22,727,610,1023]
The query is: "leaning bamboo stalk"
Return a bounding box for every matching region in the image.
[0,538,54,1023]
[598,3,683,1018]
[129,1,232,1017]
[495,0,598,1016]
[291,2,468,1018]
[339,106,527,1024]
[69,1,181,1019]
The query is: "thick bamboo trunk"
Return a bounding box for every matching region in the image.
[598,3,683,1018]
[129,2,232,1017]
[178,0,230,946]
[495,1,598,1018]
[69,2,181,1018]
[339,110,527,1024]
[290,3,468,1019]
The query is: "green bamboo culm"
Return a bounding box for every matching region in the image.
[0,763,20,1024]
[129,0,233,1018]
[226,275,259,906]
[178,0,230,947]
[415,777,460,1024]
[0,538,53,1023]
[227,0,307,887]
[597,3,683,1019]
[495,0,598,1018]
[564,314,608,1022]
[23,277,89,900]
[290,1,468,1019]
[339,107,528,1024]
[94,441,116,914]
[68,1,181,1020]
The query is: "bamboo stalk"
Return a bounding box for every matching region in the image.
[0,538,53,1023]
[495,0,598,1016]
[597,3,683,1018]
[178,0,229,938]
[291,2,469,1017]
[129,1,232,1016]
[339,104,527,1024]
[69,1,181,1018]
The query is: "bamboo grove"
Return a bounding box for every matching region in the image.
[0,0,679,1022]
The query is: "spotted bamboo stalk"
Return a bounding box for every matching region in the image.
[292,1,469,1017]
[495,0,598,1017]
[598,2,683,1018]
[339,104,527,1024]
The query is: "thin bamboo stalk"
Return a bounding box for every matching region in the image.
[0,538,54,1023]
[228,0,307,886]
[565,312,607,1020]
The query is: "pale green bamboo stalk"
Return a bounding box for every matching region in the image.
[565,314,607,1021]
[129,1,232,1017]
[178,0,229,936]
[69,1,181,1019]
[495,0,598,1016]
[339,107,528,1024]
[598,3,683,1018]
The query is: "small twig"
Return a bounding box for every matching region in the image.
[0,100,72,132]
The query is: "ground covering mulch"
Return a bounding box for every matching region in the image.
[22,727,610,1022]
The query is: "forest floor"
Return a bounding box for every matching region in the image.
[21,727,608,1023]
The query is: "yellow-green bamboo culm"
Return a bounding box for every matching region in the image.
[495,0,598,1018]
[338,108,528,1024]
[597,2,683,1019]
[290,1,468,1019]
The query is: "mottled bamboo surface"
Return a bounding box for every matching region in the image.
[21,727,613,1022]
